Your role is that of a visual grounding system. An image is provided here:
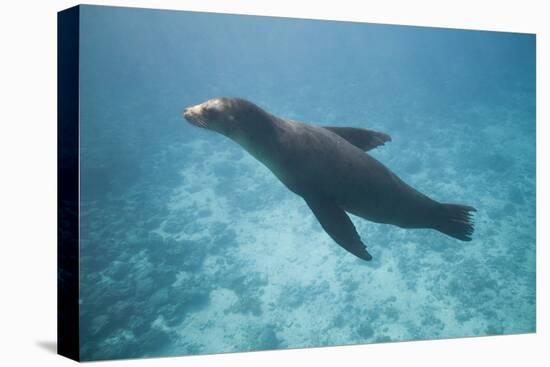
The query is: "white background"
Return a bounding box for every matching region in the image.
[0,0,547,365]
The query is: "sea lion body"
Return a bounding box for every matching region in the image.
[183,97,475,261]
[258,119,437,227]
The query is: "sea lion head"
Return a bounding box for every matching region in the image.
[183,97,271,139]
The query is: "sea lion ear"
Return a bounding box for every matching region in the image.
[323,126,391,151]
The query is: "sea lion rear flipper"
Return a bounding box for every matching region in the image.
[323,126,391,151]
[434,203,477,241]
[305,197,372,261]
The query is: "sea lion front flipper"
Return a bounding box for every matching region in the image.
[304,197,372,261]
[323,126,391,151]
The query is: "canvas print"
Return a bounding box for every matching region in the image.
[57,5,536,362]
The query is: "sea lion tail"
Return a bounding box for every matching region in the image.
[435,203,476,241]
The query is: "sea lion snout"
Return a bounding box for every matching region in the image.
[183,104,207,128]
[182,104,200,118]
[183,98,235,132]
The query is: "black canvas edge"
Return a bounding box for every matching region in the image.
[57,5,80,362]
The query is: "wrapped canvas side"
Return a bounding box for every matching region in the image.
[57,5,80,362]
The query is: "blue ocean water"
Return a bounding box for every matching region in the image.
[77,5,536,361]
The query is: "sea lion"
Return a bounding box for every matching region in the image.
[183,97,475,261]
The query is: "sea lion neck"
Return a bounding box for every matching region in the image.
[229,111,286,158]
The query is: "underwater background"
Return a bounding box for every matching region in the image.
[77,5,536,361]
